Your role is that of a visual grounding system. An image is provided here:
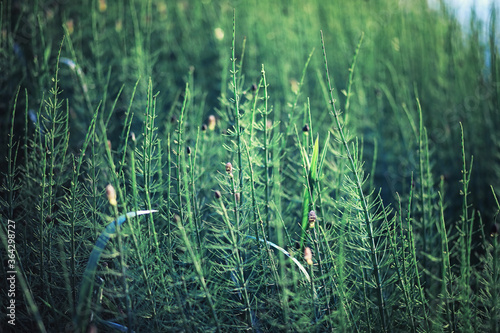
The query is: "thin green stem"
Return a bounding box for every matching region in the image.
[231,10,244,199]
[175,208,221,333]
[321,30,387,332]
[261,64,271,238]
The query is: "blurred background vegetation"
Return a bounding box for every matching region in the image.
[2,0,498,222]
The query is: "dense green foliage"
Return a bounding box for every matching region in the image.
[1,0,500,332]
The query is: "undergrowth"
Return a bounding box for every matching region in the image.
[1,0,500,332]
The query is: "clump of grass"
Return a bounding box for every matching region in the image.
[1,1,500,332]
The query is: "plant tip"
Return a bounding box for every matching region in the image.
[106,184,117,206]
[304,247,313,266]
[290,78,299,94]
[266,119,272,129]
[98,0,107,12]
[308,210,317,228]
[65,19,74,35]
[214,27,224,41]
[225,162,233,174]
[208,115,216,130]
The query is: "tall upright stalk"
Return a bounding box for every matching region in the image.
[459,122,474,333]
[176,83,194,233]
[321,30,387,332]
[68,103,99,314]
[231,10,244,197]
[438,186,456,333]
[261,64,271,238]
[175,208,221,333]
[5,87,20,220]
[216,191,253,330]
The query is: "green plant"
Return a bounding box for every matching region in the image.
[1,1,500,332]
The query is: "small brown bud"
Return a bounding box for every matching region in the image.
[225,162,233,174]
[65,19,74,35]
[45,215,52,223]
[208,115,216,130]
[186,146,191,155]
[290,78,299,94]
[304,247,313,266]
[99,0,107,12]
[308,210,317,228]
[251,83,257,91]
[214,190,222,199]
[302,124,310,132]
[107,140,112,151]
[115,19,123,32]
[201,124,208,131]
[235,192,240,202]
[214,27,224,41]
[106,184,117,206]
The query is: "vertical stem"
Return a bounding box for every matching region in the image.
[321,30,387,332]
[189,128,202,249]
[218,195,253,330]
[231,10,244,199]
[261,65,271,238]
[111,203,133,332]
[417,99,428,273]
[459,122,474,333]
[176,83,192,232]
[175,210,221,333]
[438,185,456,333]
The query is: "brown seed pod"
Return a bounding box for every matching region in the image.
[308,210,317,228]
[304,247,313,266]
[225,162,233,174]
[106,184,117,206]
[302,124,310,132]
[208,115,216,130]
[214,190,222,199]
[266,119,272,129]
